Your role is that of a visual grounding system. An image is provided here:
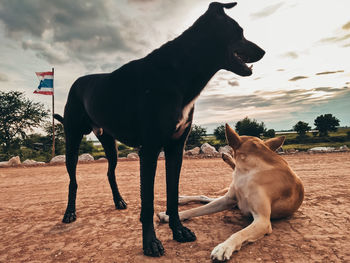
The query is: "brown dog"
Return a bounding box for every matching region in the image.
[158,123,304,261]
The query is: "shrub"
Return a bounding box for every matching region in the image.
[314,114,340,136]
[293,121,311,136]
[264,129,275,138]
[186,125,207,149]
[213,125,226,142]
[235,117,265,138]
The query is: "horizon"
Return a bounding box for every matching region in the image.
[1,0,349,136]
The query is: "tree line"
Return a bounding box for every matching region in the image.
[0,91,93,161]
[0,91,347,161]
[187,115,344,149]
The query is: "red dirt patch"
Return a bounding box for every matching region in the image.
[0,152,349,262]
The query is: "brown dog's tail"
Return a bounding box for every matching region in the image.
[53,114,64,124]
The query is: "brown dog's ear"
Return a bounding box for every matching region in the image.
[264,136,286,152]
[225,123,241,150]
[208,2,237,14]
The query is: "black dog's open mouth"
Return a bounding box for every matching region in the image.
[227,39,265,77]
[232,51,253,76]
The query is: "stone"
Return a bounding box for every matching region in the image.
[200,143,218,155]
[339,145,349,151]
[78,153,94,162]
[286,148,298,154]
[0,161,9,167]
[127,152,139,160]
[8,156,21,166]
[218,145,233,155]
[185,147,200,156]
[308,147,335,152]
[23,159,37,165]
[50,155,66,163]
[277,147,284,153]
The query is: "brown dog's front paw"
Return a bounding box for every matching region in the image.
[172,226,196,242]
[157,212,169,223]
[143,237,164,257]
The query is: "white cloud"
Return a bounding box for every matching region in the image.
[0,0,349,134]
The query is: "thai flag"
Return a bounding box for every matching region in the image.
[34,71,54,95]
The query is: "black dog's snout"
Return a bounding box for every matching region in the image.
[246,40,265,63]
[237,39,265,63]
[255,46,265,62]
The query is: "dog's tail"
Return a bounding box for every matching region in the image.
[53,114,64,124]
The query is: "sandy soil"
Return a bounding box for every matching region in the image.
[0,152,350,263]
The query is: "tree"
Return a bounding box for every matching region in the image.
[214,124,226,142]
[263,129,276,138]
[293,121,311,137]
[186,124,206,148]
[235,117,265,138]
[79,137,95,154]
[314,114,340,136]
[44,121,65,155]
[44,122,95,155]
[0,91,49,154]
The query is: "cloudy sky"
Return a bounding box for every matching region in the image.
[0,0,349,135]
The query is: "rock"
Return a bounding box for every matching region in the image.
[339,145,349,151]
[8,156,21,166]
[158,151,165,158]
[308,147,335,152]
[50,155,66,163]
[200,143,218,155]
[0,161,9,167]
[277,147,284,153]
[78,153,94,162]
[218,145,233,155]
[23,159,37,165]
[286,148,298,154]
[98,157,107,161]
[127,152,139,160]
[185,147,200,156]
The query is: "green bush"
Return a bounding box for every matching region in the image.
[186,125,207,149]
[213,125,226,142]
[235,117,265,138]
[264,129,276,138]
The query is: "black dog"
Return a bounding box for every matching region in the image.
[54,2,265,257]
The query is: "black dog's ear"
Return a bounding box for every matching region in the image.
[208,2,237,15]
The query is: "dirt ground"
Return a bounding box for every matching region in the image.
[0,152,350,263]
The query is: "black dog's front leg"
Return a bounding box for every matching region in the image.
[139,146,164,257]
[164,141,196,243]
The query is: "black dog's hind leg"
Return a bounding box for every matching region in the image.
[62,131,83,223]
[97,132,127,210]
[164,139,196,243]
[139,145,164,257]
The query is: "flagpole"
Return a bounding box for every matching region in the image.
[52,67,55,159]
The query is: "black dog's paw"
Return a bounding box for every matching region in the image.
[115,199,127,210]
[143,237,165,257]
[172,226,196,243]
[62,211,76,223]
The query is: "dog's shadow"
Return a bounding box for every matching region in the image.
[48,221,82,234]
